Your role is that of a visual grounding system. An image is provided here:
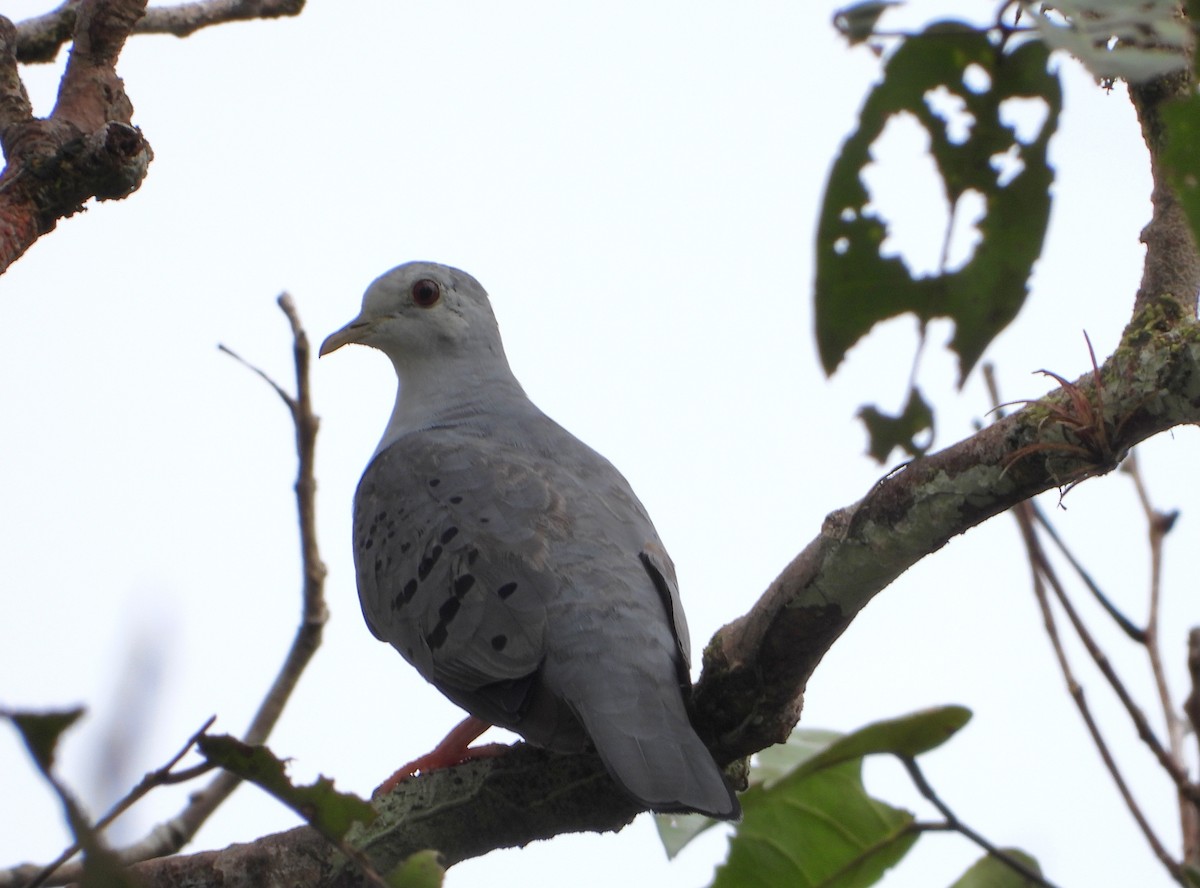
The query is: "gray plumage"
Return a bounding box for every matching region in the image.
[322,261,738,819]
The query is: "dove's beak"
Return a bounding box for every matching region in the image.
[319,318,373,357]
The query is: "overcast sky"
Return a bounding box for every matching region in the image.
[1,2,1192,887]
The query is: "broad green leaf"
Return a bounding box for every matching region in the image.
[7,708,84,774]
[661,711,969,862]
[950,849,1043,887]
[793,707,971,777]
[656,811,720,860]
[859,387,934,463]
[1161,94,1200,255]
[656,729,842,858]
[711,760,916,888]
[753,728,843,789]
[198,734,376,841]
[815,24,1060,388]
[387,849,445,888]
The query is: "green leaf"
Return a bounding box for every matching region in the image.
[815,24,1061,385]
[711,760,916,888]
[656,729,843,858]
[859,387,934,463]
[7,708,84,774]
[833,1,902,45]
[198,734,377,841]
[702,710,970,887]
[386,849,445,888]
[656,810,719,860]
[950,850,1043,887]
[1161,94,1200,253]
[771,708,971,789]
[752,728,844,789]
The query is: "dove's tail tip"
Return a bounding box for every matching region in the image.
[650,781,742,821]
[596,731,742,820]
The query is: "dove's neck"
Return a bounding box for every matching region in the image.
[374,351,530,456]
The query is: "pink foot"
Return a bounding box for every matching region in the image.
[373,716,511,797]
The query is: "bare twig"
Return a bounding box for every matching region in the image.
[1122,454,1195,861]
[902,757,1059,888]
[1027,503,1145,642]
[1013,500,1184,883]
[1,298,327,888]
[986,365,1187,882]
[15,0,305,63]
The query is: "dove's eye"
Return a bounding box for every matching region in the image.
[412,278,442,308]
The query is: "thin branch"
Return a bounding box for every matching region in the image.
[1,298,328,888]
[1123,453,1181,747]
[1122,453,1196,861]
[216,343,294,411]
[1029,502,1146,642]
[1041,518,1197,803]
[901,756,1059,888]
[1014,500,1185,883]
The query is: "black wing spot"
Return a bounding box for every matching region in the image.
[438,598,461,621]
[496,582,518,600]
[418,545,443,580]
[454,574,476,596]
[440,526,459,545]
[491,634,508,651]
[427,624,448,649]
[467,548,480,566]
[401,578,418,603]
[400,541,411,554]
[449,495,463,504]
[363,538,374,551]
[428,478,441,488]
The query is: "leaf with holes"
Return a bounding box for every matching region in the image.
[859,387,934,463]
[815,23,1060,386]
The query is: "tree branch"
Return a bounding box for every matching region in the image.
[42,311,1190,888]
[693,319,1200,763]
[0,0,152,275]
[15,0,306,65]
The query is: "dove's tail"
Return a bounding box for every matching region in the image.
[562,668,741,820]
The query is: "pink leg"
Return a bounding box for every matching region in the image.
[374,716,510,797]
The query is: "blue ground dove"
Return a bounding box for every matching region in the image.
[321,261,739,819]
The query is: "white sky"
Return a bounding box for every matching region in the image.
[0,2,1192,887]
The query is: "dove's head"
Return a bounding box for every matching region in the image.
[320,262,506,366]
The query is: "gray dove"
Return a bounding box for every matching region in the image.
[321,261,739,819]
